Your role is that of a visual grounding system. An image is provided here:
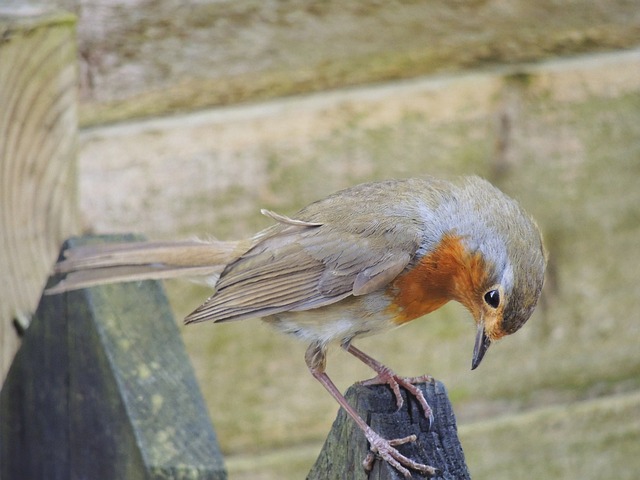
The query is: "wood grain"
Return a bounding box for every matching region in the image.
[0,9,79,382]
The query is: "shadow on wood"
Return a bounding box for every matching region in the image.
[0,235,226,480]
[308,380,470,480]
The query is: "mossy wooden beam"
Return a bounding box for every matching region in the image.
[0,235,227,480]
[307,380,469,479]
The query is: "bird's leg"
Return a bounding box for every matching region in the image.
[342,343,434,425]
[305,343,437,478]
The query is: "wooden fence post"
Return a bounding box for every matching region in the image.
[0,7,80,383]
[0,235,227,480]
[308,380,470,479]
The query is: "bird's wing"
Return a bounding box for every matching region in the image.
[184,209,421,324]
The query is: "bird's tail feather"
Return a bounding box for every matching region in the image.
[46,239,250,294]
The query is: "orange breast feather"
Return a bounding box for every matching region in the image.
[387,234,488,325]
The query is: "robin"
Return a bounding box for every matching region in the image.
[48,176,547,478]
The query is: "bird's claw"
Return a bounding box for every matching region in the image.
[363,430,439,478]
[359,369,435,428]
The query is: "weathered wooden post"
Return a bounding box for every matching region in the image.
[308,380,470,479]
[0,235,227,479]
[0,7,80,382]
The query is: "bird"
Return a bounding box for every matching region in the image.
[47,175,547,478]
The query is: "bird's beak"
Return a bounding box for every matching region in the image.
[471,321,491,370]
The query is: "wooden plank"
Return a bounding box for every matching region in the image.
[75,0,640,126]
[0,8,80,383]
[0,235,227,480]
[307,380,469,479]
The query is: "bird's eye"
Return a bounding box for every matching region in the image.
[484,289,500,309]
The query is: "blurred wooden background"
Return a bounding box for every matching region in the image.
[1,1,639,479]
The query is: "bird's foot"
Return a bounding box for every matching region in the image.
[362,428,439,478]
[359,367,434,426]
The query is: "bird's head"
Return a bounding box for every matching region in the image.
[439,178,547,370]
